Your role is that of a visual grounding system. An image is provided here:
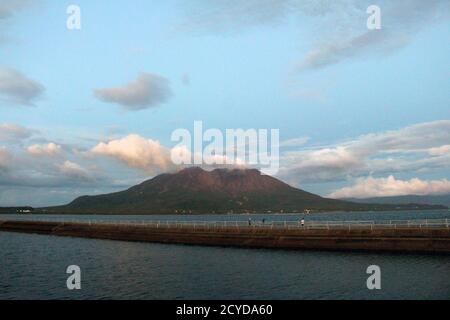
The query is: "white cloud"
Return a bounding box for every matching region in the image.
[91,134,172,174]
[296,30,410,72]
[279,120,450,183]
[329,176,450,199]
[27,143,62,157]
[280,137,310,147]
[296,0,450,72]
[0,68,45,106]
[58,161,90,180]
[170,145,247,170]
[179,0,355,34]
[0,123,34,141]
[280,146,363,182]
[180,0,450,73]
[346,120,450,156]
[429,145,450,156]
[94,73,172,110]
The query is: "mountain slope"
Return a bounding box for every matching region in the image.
[44,167,447,214]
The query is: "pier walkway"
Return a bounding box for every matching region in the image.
[1,217,449,230]
[1,218,449,253]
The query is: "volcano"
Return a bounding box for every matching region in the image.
[45,167,446,214]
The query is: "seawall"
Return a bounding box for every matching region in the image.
[1,220,449,253]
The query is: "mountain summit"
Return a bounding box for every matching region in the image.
[136,167,298,196]
[46,167,446,214]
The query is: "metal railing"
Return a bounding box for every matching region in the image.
[1,217,449,230]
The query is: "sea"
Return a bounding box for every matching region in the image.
[1,210,449,300]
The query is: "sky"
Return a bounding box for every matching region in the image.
[0,0,449,206]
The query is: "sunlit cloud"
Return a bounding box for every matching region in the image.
[91,134,173,174]
[329,175,450,198]
[279,120,450,184]
[26,143,62,157]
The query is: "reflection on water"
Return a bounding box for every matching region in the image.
[0,231,449,300]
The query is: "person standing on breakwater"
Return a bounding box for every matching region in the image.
[301,218,305,228]
[248,218,252,226]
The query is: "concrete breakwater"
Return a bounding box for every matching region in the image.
[1,220,449,253]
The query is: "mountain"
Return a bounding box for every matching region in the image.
[43,167,447,214]
[343,194,450,208]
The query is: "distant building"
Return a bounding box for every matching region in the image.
[18,208,33,214]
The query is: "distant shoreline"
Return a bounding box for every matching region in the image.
[1,208,449,216]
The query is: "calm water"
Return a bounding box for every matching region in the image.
[1,211,449,300]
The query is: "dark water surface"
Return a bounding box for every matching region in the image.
[1,211,449,300]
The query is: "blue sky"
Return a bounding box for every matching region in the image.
[0,0,449,206]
